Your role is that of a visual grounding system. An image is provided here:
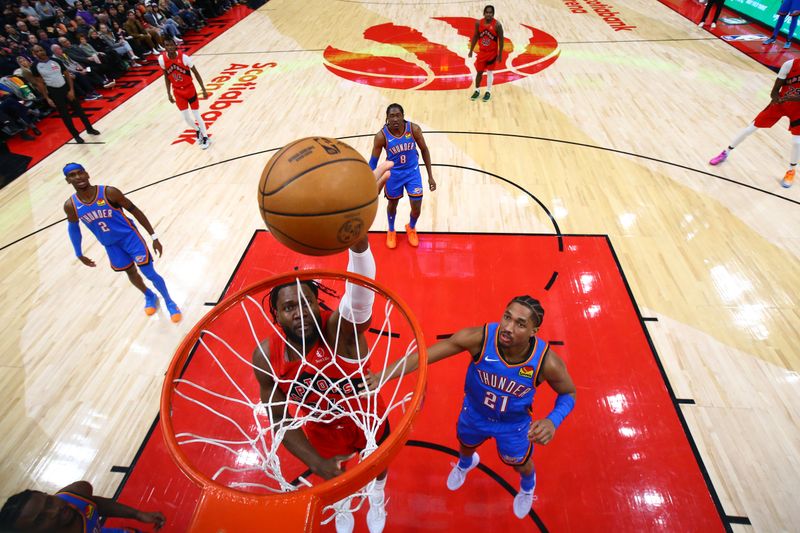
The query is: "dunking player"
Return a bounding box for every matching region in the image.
[369,104,436,249]
[709,57,800,188]
[158,38,210,149]
[468,5,504,102]
[363,296,576,519]
[252,162,393,533]
[63,163,182,322]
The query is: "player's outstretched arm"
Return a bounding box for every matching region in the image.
[362,326,484,391]
[59,481,166,530]
[106,186,163,257]
[529,349,576,445]
[411,123,435,191]
[63,199,94,267]
[251,342,349,479]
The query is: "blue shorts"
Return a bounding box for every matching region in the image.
[456,397,533,466]
[778,0,800,14]
[105,230,151,271]
[385,168,423,200]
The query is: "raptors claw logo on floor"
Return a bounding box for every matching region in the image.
[323,17,560,91]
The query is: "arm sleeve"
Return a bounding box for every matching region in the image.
[182,54,193,68]
[157,55,165,69]
[338,246,376,324]
[67,221,83,257]
[778,59,793,80]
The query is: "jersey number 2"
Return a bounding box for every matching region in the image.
[483,391,509,412]
[98,221,110,232]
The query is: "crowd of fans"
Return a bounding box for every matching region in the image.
[0,0,237,143]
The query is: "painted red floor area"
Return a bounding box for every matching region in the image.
[662,0,798,70]
[110,232,724,532]
[5,5,252,170]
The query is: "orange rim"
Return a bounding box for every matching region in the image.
[160,269,427,531]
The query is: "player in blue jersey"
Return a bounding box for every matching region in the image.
[0,480,165,532]
[369,103,436,249]
[62,163,182,322]
[362,295,576,519]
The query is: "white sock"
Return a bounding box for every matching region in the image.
[791,135,800,166]
[191,108,208,137]
[373,476,387,491]
[486,71,494,92]
[728,123,758,150]
[180,108,197,130]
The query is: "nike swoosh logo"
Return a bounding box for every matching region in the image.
[484,357,499,362]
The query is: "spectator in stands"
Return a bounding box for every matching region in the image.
[0,91,41,140]
[57,37,118,85]
[34,0,57,25]
[74,1,98,27]
[77,33,126,74]
[0,46,18,76]
[94,25,141,66]
[50,43,108,94]
[18,0,38,20]
[144,2,182,41]
[29,44,100,143]
[123,9,162,55]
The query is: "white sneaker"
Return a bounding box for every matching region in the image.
[446,452,479,491]
[711,22,716,28]
[513,489,534,519]
[698,22,704,28]
[366,490,386,533]
[335,511,354,533]
[200,136,211,150]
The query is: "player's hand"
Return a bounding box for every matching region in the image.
[374,160,393,193]
[528,418,555,445]
[78,255,96,267]
[153,239,163,257]
[428,177,437,192]
[311,454,354,480]
[359,369,383,392]
[136,511,166,530]
[168,93,175,104]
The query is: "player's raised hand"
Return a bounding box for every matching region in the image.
[359,369,383,392]
[78,255,96,267]
[528,418,556,445]
[136,511,166,530]
[374,160,393,193]
[153,239,163,257]
[312,453,354,480]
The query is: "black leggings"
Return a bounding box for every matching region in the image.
[700,0,725,24]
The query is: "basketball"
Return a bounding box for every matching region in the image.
[258,137,378,256]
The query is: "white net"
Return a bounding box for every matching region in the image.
[167,273,419,524]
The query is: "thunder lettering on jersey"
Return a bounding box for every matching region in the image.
[267,310,386,417]
[71,185,139,246]
[464,323,548,422]
[158,52,193,90]
[478,19,499,54]
[781,59,800,98]
[382,121,419,174]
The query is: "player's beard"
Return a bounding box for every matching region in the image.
[284,311,322,348]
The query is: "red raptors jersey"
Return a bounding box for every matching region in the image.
[780,59,800,98]
[160,52,193,91]
[268,310,385,418]
[477,19,499,56]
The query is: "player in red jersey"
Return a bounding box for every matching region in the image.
[709,58,800,188]
[252,162,393,533]
[158,38,210,149]
[468,5,504,102]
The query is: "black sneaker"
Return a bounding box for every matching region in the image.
[73,135,85,144]
[87,128,100,135]
[470,90,480,100]
[482,92,491,102]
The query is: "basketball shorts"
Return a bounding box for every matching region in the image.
[778,0,800,15]
[475,52,499,72]
[754,100,800,134]
[456,397,533,466]
[105,230,151,271]
[173,85,198,111]
[306,418,390,459]
[385,168,423,200]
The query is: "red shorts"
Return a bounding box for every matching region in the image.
[173,85,198,111]
[305,417,390,459]
[754,100,800,133]
[475,52,499,72]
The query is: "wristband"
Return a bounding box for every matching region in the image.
[151,233,158,241]
[545,393,575,429]
[368,156,378,170]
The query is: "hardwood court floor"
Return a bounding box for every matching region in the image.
[0,0,798,531]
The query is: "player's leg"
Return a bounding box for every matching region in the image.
[448,404,485,490]
[710,0,725,25]
[123,231,182,322]
[472,67,485,100]
[495,419,536,519]
[404,173,423,247]
[783,121,800,187]
[698,0,713,26]
[67,94,98,136]
[765,2,792,43]
[785,13,800,48]
[709,121,762,165]
[384,181,403,248]
[482,61,496,102]
[106,241,157,315]
[176,92,206,147]
[187,91,210,148]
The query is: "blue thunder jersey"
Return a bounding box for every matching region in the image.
[56,492,141,533]
[382,121,419,177]
[464,323,549,422]
[71,185,140,246]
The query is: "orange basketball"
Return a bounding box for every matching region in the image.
[258,137,378,256]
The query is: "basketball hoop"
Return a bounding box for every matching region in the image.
[160,269,427,532]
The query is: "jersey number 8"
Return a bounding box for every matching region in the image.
[483,390,509,412]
